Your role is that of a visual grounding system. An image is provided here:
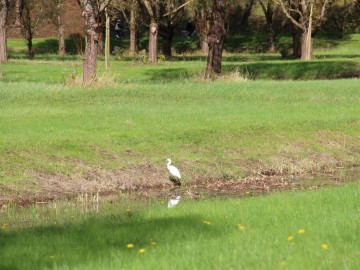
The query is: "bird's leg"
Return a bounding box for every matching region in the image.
[169,186,176,198]
[169,186,181,198]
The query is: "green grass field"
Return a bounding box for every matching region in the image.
[0,79,359,186]
[1,183,359,269]
[1,34,360,198]
[0,32,359,270]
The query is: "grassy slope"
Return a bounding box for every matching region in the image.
[0,34,360,188]
[0,182,359,269]
[1,35,359,270]
[0,79,359,183]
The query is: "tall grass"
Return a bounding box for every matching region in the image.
[0,183,359,269]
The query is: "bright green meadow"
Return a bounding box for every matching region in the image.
[0,35,360,187]
[0,34,359,269]
[1,183,359,269]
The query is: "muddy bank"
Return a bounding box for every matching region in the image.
[1,164,359,208]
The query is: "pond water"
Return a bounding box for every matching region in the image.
[1,167,359,228]
[126,166,360,200]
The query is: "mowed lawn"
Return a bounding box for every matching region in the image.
[0,78,360,185]
[0,182,359,270]
[0,35,359,270]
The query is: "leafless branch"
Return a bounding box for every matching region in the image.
[162,0,193,17]
[275,0,305,30]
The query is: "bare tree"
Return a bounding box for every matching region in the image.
[259,0,287,52]
[43,0,66,55]
[110,0,140,55]
[14,0,21,26]
[240,0,254,31]
[19,0,46,59]
[195,7,208,54]
[276,0,329,60]
[77,0,111,84]
[141,0,162,63]
[141,0,192,61]
[160,0,186,58]
[205,0,226,79]
[193,0,211,55]
[126,0,140,55]
[0,0,10,62]
[56,0,65,55]
[128,1,139,54]
[328,0,356,38]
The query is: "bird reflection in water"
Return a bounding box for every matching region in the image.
[166,158,182,208]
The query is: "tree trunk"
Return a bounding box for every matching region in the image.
[0,2,7,62]
[129,9,138,55]
[81,3,101,84]
[58,15,66,55]
[301,3,313,60]
[148,21,158,63]
[162,29,174,58]
[265,2,276,52]
[240,0,254,31]
[212,37,224,73]
[205,0,226,79]
[77,0,110,84]
[200,39,208,55]
[98,36,104,54]
[27,32,34,59]
[195,8,208,55]
[22,2,34,59]
[15,0,21,27]
[205,44,215,80]
[105,8,110,69]
[300,28,313,60]
[56,0,65,56]
[83,34,98,83]
[259,0,276,52]
[292,26,301,58]
[267,24,276,52]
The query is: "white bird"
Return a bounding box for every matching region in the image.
[166,158,181,186]
[167,196,181,208]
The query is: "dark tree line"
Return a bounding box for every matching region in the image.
[1,0,360,83]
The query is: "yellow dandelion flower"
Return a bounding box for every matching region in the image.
[287,236,294,241]
[1,223,9,231]
[237,224,246,231]
[280,261,287,267]
[298,229,305,234]
[127,243,134,249]
[138,248,145,254]
[321,243,328,250]
[203,220,211,225]
[245,191,251,194]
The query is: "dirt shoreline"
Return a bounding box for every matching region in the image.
[1,165,359,209]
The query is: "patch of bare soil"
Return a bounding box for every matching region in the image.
[0,162,169,207]
[1,159,359,208]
